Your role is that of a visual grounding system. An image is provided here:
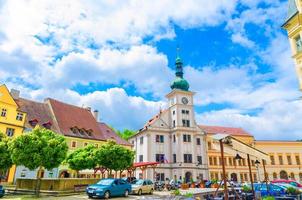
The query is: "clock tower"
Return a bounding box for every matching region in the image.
[166,55,196,129]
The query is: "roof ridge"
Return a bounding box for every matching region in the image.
[46,98,90,111]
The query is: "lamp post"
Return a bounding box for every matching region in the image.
[255,160,261,182]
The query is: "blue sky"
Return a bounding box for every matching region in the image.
[0,0,301,140]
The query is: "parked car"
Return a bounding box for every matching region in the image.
[131,179,154,195]
[0,185,4,198]
[272,179,302,188]
[86,178,131,199]
[274,183,302,192]
[252,183,287,197]
[122,176,137,184]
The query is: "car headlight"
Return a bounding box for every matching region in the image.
[96,188,103,192]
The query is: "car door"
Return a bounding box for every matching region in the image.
[111,179,120,196]
[118,179,128,195]
[142,181,148,193]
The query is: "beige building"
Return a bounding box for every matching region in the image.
[282,0,302,90]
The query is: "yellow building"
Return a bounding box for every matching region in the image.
[255,141,302,182]
[282,0,302,90]
[202,125,259,183]
[0,84,26,183]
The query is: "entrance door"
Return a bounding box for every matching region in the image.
[231,173,238,182]
[280,170,288,180]
[185,172,192,183]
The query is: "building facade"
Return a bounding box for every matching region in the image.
[129,56,209,183]
[0,84,131,183]
[0,85,26,183]
[282,0,302,90]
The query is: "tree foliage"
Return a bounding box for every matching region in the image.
[95,140,134,171]
[0,132,13,173]
[66,144,98,171]
[111,127,136,140]
[9,127,68,172]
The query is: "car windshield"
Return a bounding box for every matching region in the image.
[97,179,114,185]
[133,179,144,185]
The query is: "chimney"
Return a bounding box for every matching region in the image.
[10,89,20,99]
[85,107,91,112]
[93,110,99,121]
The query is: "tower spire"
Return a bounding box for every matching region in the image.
[170,47,190,91]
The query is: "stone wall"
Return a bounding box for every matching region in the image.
[16,178,99,191]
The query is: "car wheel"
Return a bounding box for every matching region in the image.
[138,189,142,196]
[149,189,154,194]
[104,191,110,199]
[124,189,129,197]
[88,195,93,199]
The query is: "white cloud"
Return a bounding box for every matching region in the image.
[231,33,255,48]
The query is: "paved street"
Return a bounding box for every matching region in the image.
[1,193,173,200]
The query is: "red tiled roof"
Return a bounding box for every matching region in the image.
[15,98,59,132]
[143,109,168,128]
[47,98,106,140]
[98,122,131,146]
[199,125,252,136]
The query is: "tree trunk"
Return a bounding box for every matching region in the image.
[35,166,43,197]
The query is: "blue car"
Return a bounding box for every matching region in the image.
[86,178,132,199]
[253,183,287,197]
[0,185,4,198]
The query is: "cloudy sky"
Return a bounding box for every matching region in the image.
[0,0,301,140]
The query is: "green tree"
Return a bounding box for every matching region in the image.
[95,141,134,175]
[66,144,98,177]
[9,127,68,195]
[0,132,13,177]
[110,127,136,140]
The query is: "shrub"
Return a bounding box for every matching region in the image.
[172,189,181,196]
[184,192,193,198]
[262,196,275,200]
[242,185,252,193]
[286,187,300,195]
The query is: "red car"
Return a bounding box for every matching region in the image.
[271,179,302,188]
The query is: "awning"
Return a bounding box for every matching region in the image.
[211,134,269,161]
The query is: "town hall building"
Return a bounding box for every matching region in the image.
[128,56,209,183]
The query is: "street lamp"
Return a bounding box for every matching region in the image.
[255,160,261,182]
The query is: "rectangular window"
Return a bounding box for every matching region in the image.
[295,35,302,52]
[6,128,15,137]
[156,173,165,181]
[182,110,185,114]
[183,134,191,142]
[287,155,292,165]
[296,155,301,165]
[213,157,217,165]
[1,108,7,117]
[184,154,192,163]
[185,110,189,114]
[208,142,212,150]
[173,120,175,128]
[71,141,76,148]
[173,154,176,163]
[16,112,24,121]
[173,135,176,143]
[270,155,275,165]
[182,120,190,127]
[197,156,202,164]
[172,110,175,115]
[155,154,165,163]
[196,138,201,145]
[219,157,222,165]
[84,142,88,146]
[139,155,143,162]
[209,157,213,165]
[156,135,164,143]
[279,155,283,165]
[242,159,246,166]
[140,136,144,144]
[229,157,233,166]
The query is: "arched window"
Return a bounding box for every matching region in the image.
[273,172,277,180]
[280,170,288,180]
[299,173,302,181]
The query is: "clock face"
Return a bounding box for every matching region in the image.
[181,97,189,105]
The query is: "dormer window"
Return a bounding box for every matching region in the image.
[29,119,38,127]
[16,112,24,121]
[87,129,93,136]
[42,121,52,129]
[70,127,78,134]
[79,129,85,135]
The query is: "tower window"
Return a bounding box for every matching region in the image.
[140,136,144,144]
[1,109,7,117]
[182,120,190,127]
[173,120,175,127]
[183,134,191,142]
[295,35,302,53]
[156,135,164,143]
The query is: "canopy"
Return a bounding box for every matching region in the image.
[211,134,269,161]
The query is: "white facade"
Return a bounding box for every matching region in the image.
[129,89,209,182]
